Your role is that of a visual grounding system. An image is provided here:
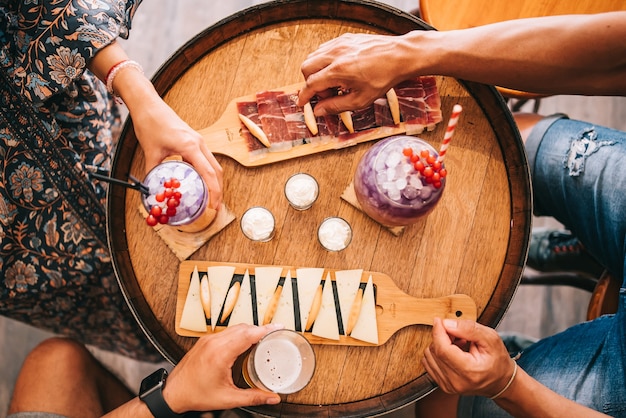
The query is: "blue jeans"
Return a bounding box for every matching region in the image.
[458,115,626,417]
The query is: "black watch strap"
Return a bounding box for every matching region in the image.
[139,368,184,418]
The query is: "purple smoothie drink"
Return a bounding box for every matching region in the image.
[354,135,446,227]
[142,160,215,232]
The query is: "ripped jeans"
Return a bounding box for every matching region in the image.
[458,115,626,417]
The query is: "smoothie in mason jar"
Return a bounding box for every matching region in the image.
[353,135,446,227]
[142,160,215,232]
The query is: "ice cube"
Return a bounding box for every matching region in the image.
[395,177,408,190]
[385,150,402,168]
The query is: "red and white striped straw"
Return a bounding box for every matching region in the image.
[438,104,463,162]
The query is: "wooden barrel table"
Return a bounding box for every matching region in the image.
[108,1,532,416]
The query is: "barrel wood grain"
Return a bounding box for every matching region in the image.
[108,1,531,416]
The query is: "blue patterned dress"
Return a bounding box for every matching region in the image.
[0,0,159,360]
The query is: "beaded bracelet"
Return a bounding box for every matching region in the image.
[489,360,518,400]
[105,59,144,98]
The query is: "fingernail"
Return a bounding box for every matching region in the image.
[315,108,327,117]
[267,396,281,405]
[267,323,285,330]
[443,319,458,329]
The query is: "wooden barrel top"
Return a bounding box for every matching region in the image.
[108,1,531,416]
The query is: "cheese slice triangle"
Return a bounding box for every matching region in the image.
[254,266,282,326]
[228,270,253,327]
[335,269,363,333]
[271,270,295,330]
[312,272,340,340]
[179,266,208,332]
[208,265,235,330]
[350,275,379,344]
[295,267,324,332]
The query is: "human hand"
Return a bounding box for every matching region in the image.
[422,318,516,398]
[163,323,283,413]
[131,96,224,210]
[297,33,411,116]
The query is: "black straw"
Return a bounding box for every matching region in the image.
[86,166,149,195]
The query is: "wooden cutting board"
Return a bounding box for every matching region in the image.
[197,82,434,167]
[176,260,477,346]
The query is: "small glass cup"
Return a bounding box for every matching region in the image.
[353,135,446,227]
[284,173,319,210]
[317,217,353,252]
[141,160,215,232]
[243,329,316,394]
[241,206,275,242]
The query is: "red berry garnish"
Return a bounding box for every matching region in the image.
[432,172,441,182]
[439,168,448,178]
[167,198,180,208]
[164,188,174,198]
[164,179,172,188]
[420,149,430,158]
[423,166,434,177]
[410,154,420,163]
[155,192,165,202]
[434,181,442,189]
[146,214,158,226]
[414,161,425,172]
[173,191,182,200]
[158,215,169,224]
[166,207,177,216]
[171,178,181,188]
[150,206,162,217]
[402,147,413,157]
[432,160,442,171]
[426,154,436,165]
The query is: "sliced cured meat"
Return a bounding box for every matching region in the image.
[395,78,428,134]
[256,91,292,150]
[351,105,377,132]
[374,98,395,127]
[422,76,443,128]
[236,101,266,152]
[276,93,311,143]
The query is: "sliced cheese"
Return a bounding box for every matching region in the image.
[179,266,208,332]
[350,275,379,344]
[295,267,325,332]
[312,272,340,340]
[207,265,235,330]
[228,270,253,327]
[254,266,282,326]
[335,269,363,333]
[271,270,295,330]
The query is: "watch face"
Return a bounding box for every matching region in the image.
[140,368,167,395]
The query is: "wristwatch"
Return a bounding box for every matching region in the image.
[139,368,184,418]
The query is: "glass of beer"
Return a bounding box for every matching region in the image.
[243,329,316,394]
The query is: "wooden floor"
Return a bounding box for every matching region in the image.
[2,1,626,416]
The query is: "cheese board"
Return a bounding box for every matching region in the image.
[176,260,477,346]
[197,80,442,167]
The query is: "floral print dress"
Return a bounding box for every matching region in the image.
[0,0,159,361]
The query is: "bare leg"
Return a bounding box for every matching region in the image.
[8,337,134,418]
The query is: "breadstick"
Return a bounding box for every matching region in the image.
[386,88,401,125]
[303,102,318,135]
[339,111,354,133]
[238,114,271,147]
[345,288,364,336]
[305,284,324,331]
[219,281,241,324]
[263,284,283,325]
[200,275,211,320]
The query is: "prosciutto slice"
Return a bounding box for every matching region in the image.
[422,76,443,128]
[236,101,266,153]
[256,91,292,150]
[395,78,428,134]
[276,93,311,144]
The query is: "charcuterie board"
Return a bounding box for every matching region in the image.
[175,260,476,346]
[198,81,438,167]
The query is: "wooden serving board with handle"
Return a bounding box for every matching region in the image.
[197,82,422,167]
[176,260,477,346]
